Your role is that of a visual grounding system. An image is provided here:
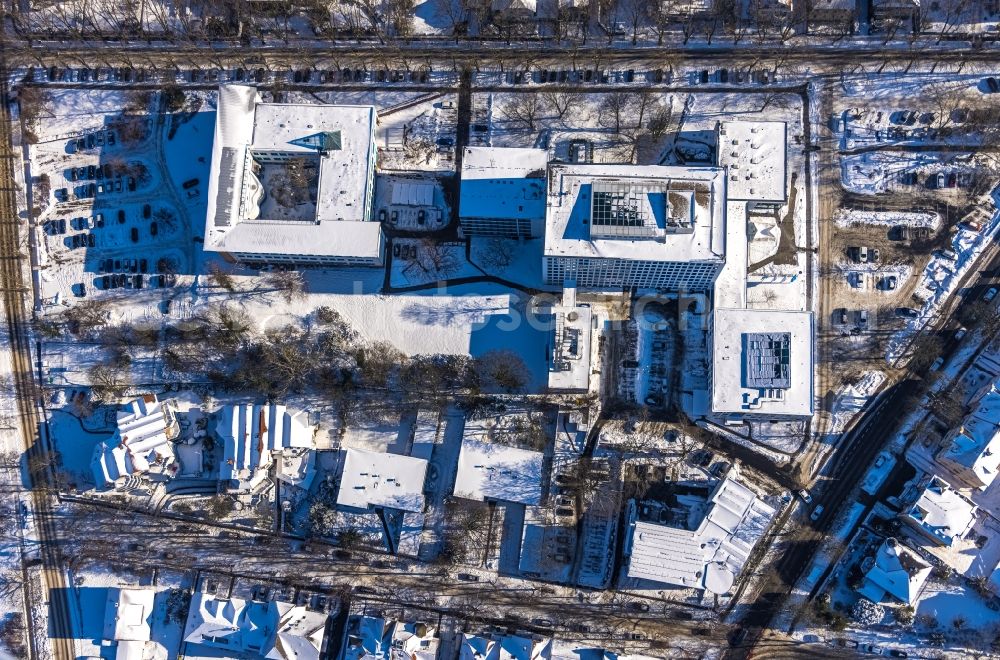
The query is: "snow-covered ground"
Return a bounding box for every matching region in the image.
[886,208,1000,362]
[834,209,940,230]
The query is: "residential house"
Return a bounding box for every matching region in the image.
[91,395,180,489]
[858,538,932,604]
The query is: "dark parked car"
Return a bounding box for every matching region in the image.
[150,222,158,237]
[182,178,200,189]
[130,227,139,242]
[142,204,151,219]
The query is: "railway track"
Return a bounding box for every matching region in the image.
[0,69,75,658]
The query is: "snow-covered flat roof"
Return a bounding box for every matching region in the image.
[337,448,428,513]
[626,473,776,594]
[460,147,548,221]
[204,84,381,260]
[547,304,592,391]
[254,102,376,222]
[104,588,154,643]
[454,435,544,505]
[212,219,383,259]
[711,308,814,417]
[544,164,727,264]
[717,121,787,203]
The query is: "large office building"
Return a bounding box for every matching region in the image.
[543,164,728,290]
[709,308,815,419]
[459,147,548,238]
[204,84,384,267]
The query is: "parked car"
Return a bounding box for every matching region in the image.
[798,489,813,504]
[896,307,919,318]
[810,505,825,521]
[879,275,897,291]
[930,357,945,371]
[859,643,883,655]
[955,326,968,341]
[130,227,139,242]
[857,309,868,325]
[984,287,998,302]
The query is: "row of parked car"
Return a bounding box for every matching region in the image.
[43,66,151,83]
[56,174,137,203]
[70,129,116,153]
[98,257,147,274]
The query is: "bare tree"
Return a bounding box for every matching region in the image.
[541,90,582,120]
[501,93,544,131]
[478,237,515,271]
[88,364,130,402]
[207,263,238,292]
[599,91,635,132]
[263,269,307,303]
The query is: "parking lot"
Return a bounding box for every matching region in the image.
[30,106,194,307]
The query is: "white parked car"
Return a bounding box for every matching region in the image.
[798,489,813,504]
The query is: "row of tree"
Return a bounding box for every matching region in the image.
[9,0,980,45]
[48,297,533,405]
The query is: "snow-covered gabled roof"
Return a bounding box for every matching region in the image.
[91,395,179,488]
[343,616,391,660]
[859,539,931,604]
[491,0,536,12]
[216,403,317,491]
[184,593,326,660]
[904,475,977,546]
[625,472,776,594]
[459,634,551,660]
[336,447,428,513]
[939,378,1000,490]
